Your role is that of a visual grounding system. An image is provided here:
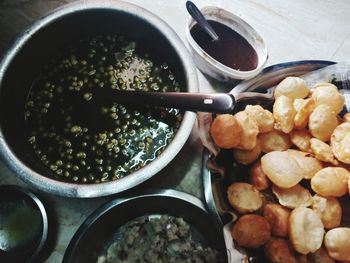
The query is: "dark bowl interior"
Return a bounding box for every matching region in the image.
[0,6,187,178]
[63,189,226,263]
[0,185,48,263]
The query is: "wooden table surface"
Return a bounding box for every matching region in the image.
[0,0,350,262]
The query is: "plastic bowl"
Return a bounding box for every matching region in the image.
[185,6,268,82]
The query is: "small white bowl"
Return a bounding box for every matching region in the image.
[185,6,268,82]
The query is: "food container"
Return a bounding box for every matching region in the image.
[0,185,48,263]
[185,6,268,82]
[62,189,226,263]
[0,1,198,197]
[200,60,350,262]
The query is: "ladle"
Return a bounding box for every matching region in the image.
[186,1,219,41]
[84,89,274,114]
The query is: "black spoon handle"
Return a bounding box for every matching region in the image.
[91,90,236,114]
[186,1,219,41]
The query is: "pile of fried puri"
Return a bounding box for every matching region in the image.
[210,76,350,262]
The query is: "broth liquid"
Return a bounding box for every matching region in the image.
[0,199,41,251]
[25,36,182,184]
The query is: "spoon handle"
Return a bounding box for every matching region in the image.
[186,1,219,41]
[92,90,235,113]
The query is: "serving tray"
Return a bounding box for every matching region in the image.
[201,60,350,262]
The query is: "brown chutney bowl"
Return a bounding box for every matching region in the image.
[0,1,198,197]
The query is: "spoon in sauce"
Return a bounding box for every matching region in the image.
[186,1,219,41]
[187,2,258,71]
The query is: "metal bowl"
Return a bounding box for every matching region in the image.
[0,185,48,263]
[204,60,336,225]
[201,60,344,262]
[62,189,226,263]
[0,1,198,197]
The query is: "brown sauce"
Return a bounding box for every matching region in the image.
[190,20,258,71]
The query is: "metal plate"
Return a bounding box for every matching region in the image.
[201,60,350,262]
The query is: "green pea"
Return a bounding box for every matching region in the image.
[83,93,93,101]
[50,165,58,171]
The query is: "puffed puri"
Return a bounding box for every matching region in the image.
[289,207,324,255]
[324,227,350,261]
[210,114,242,149]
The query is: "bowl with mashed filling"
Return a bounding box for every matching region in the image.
[0,1,198,197]
[62,189,226,263]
